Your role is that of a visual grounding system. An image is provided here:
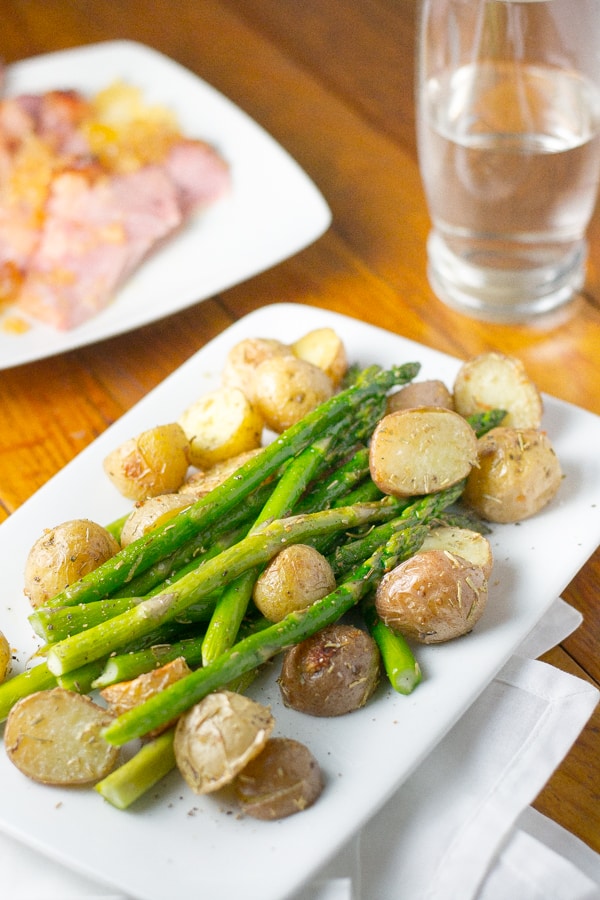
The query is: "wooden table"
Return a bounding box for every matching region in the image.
[2,0,599,858]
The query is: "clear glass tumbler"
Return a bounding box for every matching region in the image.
[416,0,600,322]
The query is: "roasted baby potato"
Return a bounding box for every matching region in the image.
[178,448,264,499]
[178,386,264,469]
[0,629,11,683]
[291,327,348,386]
[103,423,190,501]
[4,688,119,785]
[421,525,493,578]
[100,657,191,735]
[174,690,274,794]
[453,352,543,429]
[386,379,454,414]
[278,623,381,717]
[463,426,562,523]
[369,407,478,497]
[375,549,488,643]
[120,493,193,546]
[252,544,336,622]
[24,518,120,608]
[233,737,323,820]
[222,336,292,402]
[252,354,335,432]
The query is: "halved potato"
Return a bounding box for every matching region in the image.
[174,690,274,794]
[100,657,191,735]
[463,426,562,523]
[5,688,119,785]
[178,448,264,499]
[24,519,120,608]
[120,493,193,546]
[291,327,348,386]
[369,407,478,497]
[421,525,493,578]
[103,423,190,501]
[178,386,264,469]
[453,352,543,429]
[233,737,323,820]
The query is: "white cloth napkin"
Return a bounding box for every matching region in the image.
[1,599,598,900]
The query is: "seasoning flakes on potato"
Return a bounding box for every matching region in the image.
[453,352,543,429]
[278,623,381,717]
[5,688,119,785]
[174,690,274,794]
[178,386,264,469]
[24,519,120,608]
[375,550,488,644]
[252,544,336,622]
[463,426,563,523]
[233,737,323,820]
[103,422,190,501]
[369,407,478,497]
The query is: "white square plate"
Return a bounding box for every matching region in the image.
[0,42,331,369]
[1,304,599,900]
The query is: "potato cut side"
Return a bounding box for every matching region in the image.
[174,690,274,794]
[0,629,11,683]
[369,407,478,497]
[453,352,543,429]
[5,688,119,785]
[291,327,348,386]
[178,386,264,469]
[421,525,493,578]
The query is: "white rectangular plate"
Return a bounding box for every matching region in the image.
[1,304,599,900]
[0,42,331,369]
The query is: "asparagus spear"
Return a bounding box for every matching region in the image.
[361,598,422,695]
[45,497,411,677]
[103,520,427,746]
[39,362,419,611]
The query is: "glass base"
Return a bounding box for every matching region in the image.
[426,232,586,323]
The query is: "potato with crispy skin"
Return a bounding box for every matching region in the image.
[369,407,478,497]
[174,690,274,794]
[119,493,193,546]
[233,737,323,820]
[5,688,119,785]
[375,549,488,643]
[453,352,543,429]
[252,354,334,433]
[463,426,562,523]
[24,518,120,608]
[221,336,292,402]
[178,386,264,469]
[103,423,190,501]
[253,544,336,622]
[278,623,381,717]
[101,657,191,735]
[421,525,493,578]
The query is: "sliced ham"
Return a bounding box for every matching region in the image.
[0,83,231,329]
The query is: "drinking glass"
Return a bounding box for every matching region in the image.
[416,0,600,321]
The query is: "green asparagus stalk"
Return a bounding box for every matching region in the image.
[91,634,207,689]
[201,432,341,666]
[96,727,177,809]
[361,598,422,695]
[467,409,507,436]
[329,481,465,578]
[45,497,411,677]
[29,596,141,644]
[103,521,426,746]
[40,362,420,611]
[0,663,57,721]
